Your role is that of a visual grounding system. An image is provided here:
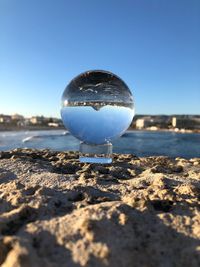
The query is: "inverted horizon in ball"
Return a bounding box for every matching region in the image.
[61,70,135,145]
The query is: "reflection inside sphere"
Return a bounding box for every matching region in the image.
[61,70,135,145]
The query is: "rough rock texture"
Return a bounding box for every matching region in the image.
[0,149,200,267]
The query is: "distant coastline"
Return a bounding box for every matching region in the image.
[0,113,200,133]
[0,125,200,134]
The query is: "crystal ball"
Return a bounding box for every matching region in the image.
[61,70,135,145]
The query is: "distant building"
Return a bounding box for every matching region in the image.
[11,114,24,121]
[0,114,12,123]
[172,117,177,128]
[147,126,158,131]
[172,116,200,130]
[136,117,156,129]
[30,116,45,125]
[135,116,171,130]
[48,122,59,127]
[136,119,145,129]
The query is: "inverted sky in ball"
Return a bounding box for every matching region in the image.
[61,70,134,145]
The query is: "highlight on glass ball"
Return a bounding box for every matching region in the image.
[61,70,135,163]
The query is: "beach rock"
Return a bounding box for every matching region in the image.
[0,149,199,267]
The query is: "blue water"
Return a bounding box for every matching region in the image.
[0,130,199,158]
[61,105,134,145]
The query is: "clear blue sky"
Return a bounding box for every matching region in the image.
[0,0,199,118]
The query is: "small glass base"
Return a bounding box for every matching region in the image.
[79,142,112,164]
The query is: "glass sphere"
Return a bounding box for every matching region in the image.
[61,70,134,145]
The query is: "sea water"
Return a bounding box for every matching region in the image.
[0,130,200,158]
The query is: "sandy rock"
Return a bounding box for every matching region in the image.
[0,149,200,267]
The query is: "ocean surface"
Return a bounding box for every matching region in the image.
[0,130,200,158]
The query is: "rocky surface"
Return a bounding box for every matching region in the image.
[0,149,200,267]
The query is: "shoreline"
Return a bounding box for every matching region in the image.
[0,126,66,132]
[0,126,200,134]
